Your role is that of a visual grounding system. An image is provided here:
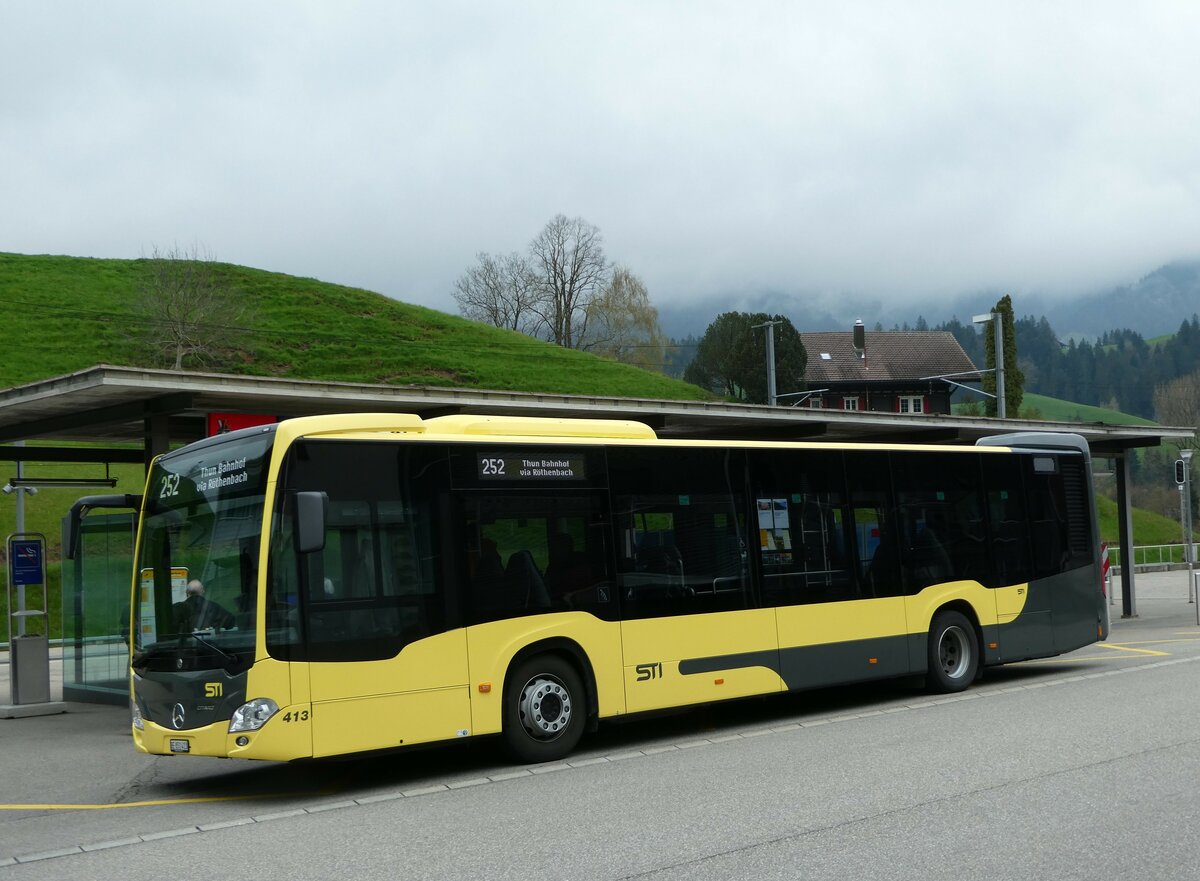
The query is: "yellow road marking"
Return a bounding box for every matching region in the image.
[1017,641,1173,665]
[1098,643,1170,657]
[0,793,302,812]
[1019,654,1126,665]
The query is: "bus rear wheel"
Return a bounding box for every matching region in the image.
[926,610,978,693]
[502,655,585,763]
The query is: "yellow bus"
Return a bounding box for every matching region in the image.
[76,414,1108,763]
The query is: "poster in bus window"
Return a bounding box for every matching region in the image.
[757,499,793,565]
[138,567,188,643]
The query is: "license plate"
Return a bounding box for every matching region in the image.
[169,739,191,753]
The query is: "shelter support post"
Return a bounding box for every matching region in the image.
[1115,451,1137,618]
[143,413,170,474]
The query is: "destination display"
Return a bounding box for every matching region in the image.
[477,451,588,482]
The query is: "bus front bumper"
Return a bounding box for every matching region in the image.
[134,704,313,761]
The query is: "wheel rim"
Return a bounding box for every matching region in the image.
[517,674,573,741]
[938,625,971,680]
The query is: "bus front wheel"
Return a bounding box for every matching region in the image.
[502,655,585,763]
[926,611,979,693]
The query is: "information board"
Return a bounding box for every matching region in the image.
[9,537,44,587]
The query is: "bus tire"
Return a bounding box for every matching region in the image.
[926,610,978,694]
[502,655,585,763]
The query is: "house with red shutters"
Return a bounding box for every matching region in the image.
[798,322,978,414]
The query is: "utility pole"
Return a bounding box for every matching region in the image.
[972,311,1006,418]
[994,312,1006,419]
[753,319,781,406]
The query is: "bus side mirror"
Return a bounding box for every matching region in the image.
[295,491,327,553]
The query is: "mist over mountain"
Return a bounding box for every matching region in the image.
[660,260,1200,342]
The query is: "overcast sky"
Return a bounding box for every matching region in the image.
[3,2,1198,319]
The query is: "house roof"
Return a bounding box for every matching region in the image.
[801,330,977,386]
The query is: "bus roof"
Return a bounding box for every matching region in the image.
[269,412,1082,456]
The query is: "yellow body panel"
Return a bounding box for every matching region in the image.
[307,629,470,757]
[992,582,1031,625]
[621,609,782,713]
[776,597,908,648]
[902,581,997,632]
[465,613,624,736]
[311,688,470,757]
[246,657,293,708]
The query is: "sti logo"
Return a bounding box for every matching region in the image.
[204,682,223,699]
[635,662,663,682]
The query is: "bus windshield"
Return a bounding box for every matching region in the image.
[133,429,274,672]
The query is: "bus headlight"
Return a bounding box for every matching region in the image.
[131,700,144,731]
[229,698,280,733]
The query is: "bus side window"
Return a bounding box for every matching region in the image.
[982,456,1032,587]
[609,447,749,620]
[461,494,612,623]
[269,440,447,663]
[891,452,989,592]
[750,450,856,606]
[845,450,901,598]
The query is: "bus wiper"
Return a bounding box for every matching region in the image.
[187,630,239,670]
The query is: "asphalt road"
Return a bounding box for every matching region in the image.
[4,570,1200,879]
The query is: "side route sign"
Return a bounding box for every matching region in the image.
[9,536,44,586]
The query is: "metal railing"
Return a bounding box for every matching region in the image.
[1108,543,1198,569]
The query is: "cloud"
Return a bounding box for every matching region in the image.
[2,2,1198,313]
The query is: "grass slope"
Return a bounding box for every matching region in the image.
[0,252,710,400]
[1021,392,1158,426]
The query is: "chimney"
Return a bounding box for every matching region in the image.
[853,319,866,360]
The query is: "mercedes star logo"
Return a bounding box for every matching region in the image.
[171,703,186,730]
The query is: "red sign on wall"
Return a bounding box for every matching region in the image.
[206,413,277,437]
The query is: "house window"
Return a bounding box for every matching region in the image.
[899,396,924,414]
[842,397,859,411]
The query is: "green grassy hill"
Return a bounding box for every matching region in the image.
[1096,495,1192,548]
[1021,393,1159,426]
[0,252,710,399]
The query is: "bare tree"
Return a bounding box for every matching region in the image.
[579,266,666,369]
[1154,369,1200,451]
[452,251,543,337]
[134,244,246,370]
[528,214,610,349]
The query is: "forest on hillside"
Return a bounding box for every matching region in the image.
[936,313,1200,420]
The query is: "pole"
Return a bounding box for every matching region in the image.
[765,322,777,407]
[1184,483,1194,604]
[1182,451,1196,624]
[753,320,780,407]
[993,312,1006,419]
[14,441,24,637]
[1116,452,1137,618]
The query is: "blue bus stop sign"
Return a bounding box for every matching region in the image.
[10,538,44,586]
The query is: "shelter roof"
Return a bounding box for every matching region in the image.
[0,365,1190,463]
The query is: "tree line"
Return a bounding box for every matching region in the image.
[934,312,1200,421]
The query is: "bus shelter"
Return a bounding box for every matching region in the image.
[0,365,1192,704]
